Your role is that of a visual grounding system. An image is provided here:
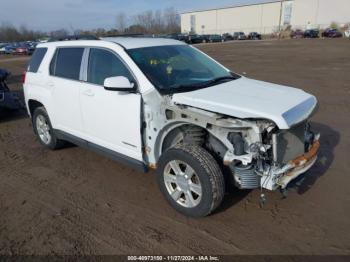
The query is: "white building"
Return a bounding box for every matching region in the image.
[181,0,350,35]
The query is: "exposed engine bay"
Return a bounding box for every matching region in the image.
[224,120,320,191]
[142,90,319,192]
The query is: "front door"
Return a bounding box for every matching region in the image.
[79,47,143,161]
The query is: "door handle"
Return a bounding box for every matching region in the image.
[47,82,54,87]
[83,89,95,97]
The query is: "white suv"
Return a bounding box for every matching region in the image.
[24,38,320,217]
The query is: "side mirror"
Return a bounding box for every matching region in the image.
[104,76,135,92]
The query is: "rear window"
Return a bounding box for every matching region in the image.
[27,48,47,73]
[50,48,84,80]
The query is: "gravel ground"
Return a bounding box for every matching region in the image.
[0,39,349,255]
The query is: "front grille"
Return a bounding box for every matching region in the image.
[276,121,307,164]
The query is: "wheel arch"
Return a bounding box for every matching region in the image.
[153,121,228,164]
[153,122,190,162]
[27,99,57,130]
[28,99,44,117]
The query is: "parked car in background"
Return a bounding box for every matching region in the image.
[188,34,205,44]
[28,41,38,49]
[0,43,8,49]
[37,37,50,43]
[222,33,233,41]
[48,35,99,42]
[290,29,304,39]
[201,35,210,42]
[344,28,350,38]
[248,32,262,40]
[322,28,343,38]
[204,34,224,43]
[14,46,29,55]
[233,32,246,40]
[166,34,189,43]
[304,29,319,38]
[14,44,35,55]
[0,45,16,54]
[178,34,190,43]
[0,44,8,54]
[0,42,37,55]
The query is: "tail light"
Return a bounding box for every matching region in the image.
[22,71,26,84]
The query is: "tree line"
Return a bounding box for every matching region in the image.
[0,23,44,42]
[0,7,180,42]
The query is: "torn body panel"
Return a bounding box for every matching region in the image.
[141,89,319,191]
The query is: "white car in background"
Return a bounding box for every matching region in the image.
[23,38,320,217]
[345,28,350,38]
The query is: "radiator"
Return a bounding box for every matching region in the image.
[276,121,307,164]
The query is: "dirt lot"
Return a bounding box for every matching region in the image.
[0,39,349,255]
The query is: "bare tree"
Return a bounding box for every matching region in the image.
[0,22,44,42]
[163,7,180,33]
[116,12,127,33]
[50,29,69,39]
[132,8,180,34]
[125,24,146,34]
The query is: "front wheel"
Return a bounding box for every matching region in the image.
[157,144,225,217]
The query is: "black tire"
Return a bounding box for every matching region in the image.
[157,144,225,217]
[32,107,65,150]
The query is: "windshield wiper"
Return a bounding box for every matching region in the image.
[165,75,239,94]
[204,75,237,86]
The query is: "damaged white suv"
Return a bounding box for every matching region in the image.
[24,38,320,217]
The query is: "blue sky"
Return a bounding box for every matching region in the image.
[0,0,274,31]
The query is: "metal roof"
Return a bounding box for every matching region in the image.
[181,0,285,14]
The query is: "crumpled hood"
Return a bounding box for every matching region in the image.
[172,77,317,129]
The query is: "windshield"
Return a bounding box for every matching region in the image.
[127,45,240,94]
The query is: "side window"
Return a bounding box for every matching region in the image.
[50,48,84,80]
[27,48,47,73]
[87,48,133,86]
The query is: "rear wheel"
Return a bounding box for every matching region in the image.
[157,144,225,217]
[32,107,65,150]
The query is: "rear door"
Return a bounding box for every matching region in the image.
[49,47,86,137]
[79,47,143,161]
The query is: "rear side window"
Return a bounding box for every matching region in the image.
[50,48,84,80]
[27,48,47,73]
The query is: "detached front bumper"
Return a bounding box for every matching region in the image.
[277,139,320,189]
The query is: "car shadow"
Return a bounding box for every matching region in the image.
[214,188,251,215]
[0,108,28,123]
[287,122,340,194]
[0,88,27,123]
[213,166,251,215]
